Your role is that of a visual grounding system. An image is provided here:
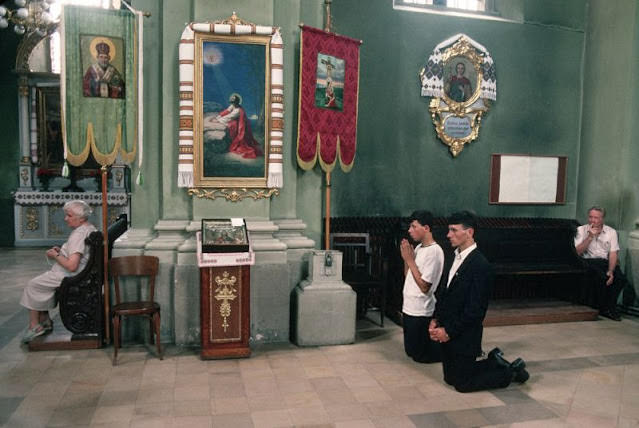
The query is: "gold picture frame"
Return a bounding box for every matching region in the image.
[422,36,491,157]
[192,32,271,189]
[36,86,100,174]
[36,86,64,171]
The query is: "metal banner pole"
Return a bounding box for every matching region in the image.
[101,165,110,344]
[323,0,332,250]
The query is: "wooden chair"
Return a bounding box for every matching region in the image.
[331,233,387,327]
[109,255,162,365]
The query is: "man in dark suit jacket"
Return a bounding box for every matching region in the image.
[429,211,529,392]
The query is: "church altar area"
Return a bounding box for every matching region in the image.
[13,190,130,246]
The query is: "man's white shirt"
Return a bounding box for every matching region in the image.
[447,243,477,287]
[402,243,444,317]
[574,224,619,259]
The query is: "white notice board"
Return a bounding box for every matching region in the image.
[489,154,567,204]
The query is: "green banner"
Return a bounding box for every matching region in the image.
[62,6,136,166]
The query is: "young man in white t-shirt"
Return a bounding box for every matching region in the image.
[401,210,444,363]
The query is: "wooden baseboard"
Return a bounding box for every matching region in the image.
[484,299,599,327]
[200,346,250,359]
[28,330,101,351]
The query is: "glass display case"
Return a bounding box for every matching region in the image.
[201,218,249,253]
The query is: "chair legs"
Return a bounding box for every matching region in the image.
[380,288,386,328]
[112,312,162,364]
[153,312,163,360]
[112,315,120,366]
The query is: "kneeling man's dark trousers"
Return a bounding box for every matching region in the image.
[441,344,512,393]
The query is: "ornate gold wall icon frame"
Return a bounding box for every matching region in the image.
[177,13,284,201]
[420,34,496,157]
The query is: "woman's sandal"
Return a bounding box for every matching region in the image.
[41,319,53,332]
[21,324,47,343]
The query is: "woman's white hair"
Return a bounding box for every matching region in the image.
[63,200,92,220]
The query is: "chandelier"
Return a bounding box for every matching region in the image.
[0,0,57,36]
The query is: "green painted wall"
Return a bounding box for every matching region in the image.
[630,3,639,233]
[2,0,639,252]
[577,0,639,245]
[523,0,586,29]
[329,0,586,219]
[127,0,162,229]
[130,0,323,244]
[0,32,20,247]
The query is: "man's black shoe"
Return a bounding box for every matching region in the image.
[600,310,622,321]
[510,357,525,371]
[512,367,530,383]
[487,347,503,359]
[510,358,529,384]
[487,347,510,368]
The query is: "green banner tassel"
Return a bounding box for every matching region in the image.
[61,161,70,178]
[136,171,143,186]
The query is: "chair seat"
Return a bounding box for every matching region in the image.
[330,232,387,327]
[112,301,160,316]
[343,271,384,287]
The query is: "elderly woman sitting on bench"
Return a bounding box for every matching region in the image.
[20,200,97,343]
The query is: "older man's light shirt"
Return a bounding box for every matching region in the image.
[574,224,619,260]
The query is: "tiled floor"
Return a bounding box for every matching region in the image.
[1,248,639,427]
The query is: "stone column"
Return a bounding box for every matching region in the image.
[246,219,290,344]
[174,221,200,346]
[293,250,356,346]
[144,220,189,344]
[626,218,639,308]
[17,76,32,190]
[274,218,316,294]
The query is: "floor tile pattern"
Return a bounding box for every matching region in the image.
[1,248,638,427]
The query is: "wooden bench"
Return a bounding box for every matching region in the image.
[469,218,591,304]
[29,214,128,350]
[329,216,597,326]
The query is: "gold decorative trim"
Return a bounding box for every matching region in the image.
[16,31,55,73]
[20,168,30,186]
[429,98,488,157]
[192,31,272,189]
[427,36,491,157]
[25,207,39,232]
[48,205,64,237]
[213,271,237,332]
[107,207,120,226]
[215,12,256,27]
[188,188,279,202]
[440,37,484,108]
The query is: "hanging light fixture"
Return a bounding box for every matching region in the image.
[0,0,57,37]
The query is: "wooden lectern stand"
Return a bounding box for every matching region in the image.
[200,266,250,359]
[197,230,253,359]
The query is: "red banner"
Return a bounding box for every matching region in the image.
[296,26,361,172]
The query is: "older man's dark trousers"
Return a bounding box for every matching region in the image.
[582,258,626,312]
[441,344,512,393]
